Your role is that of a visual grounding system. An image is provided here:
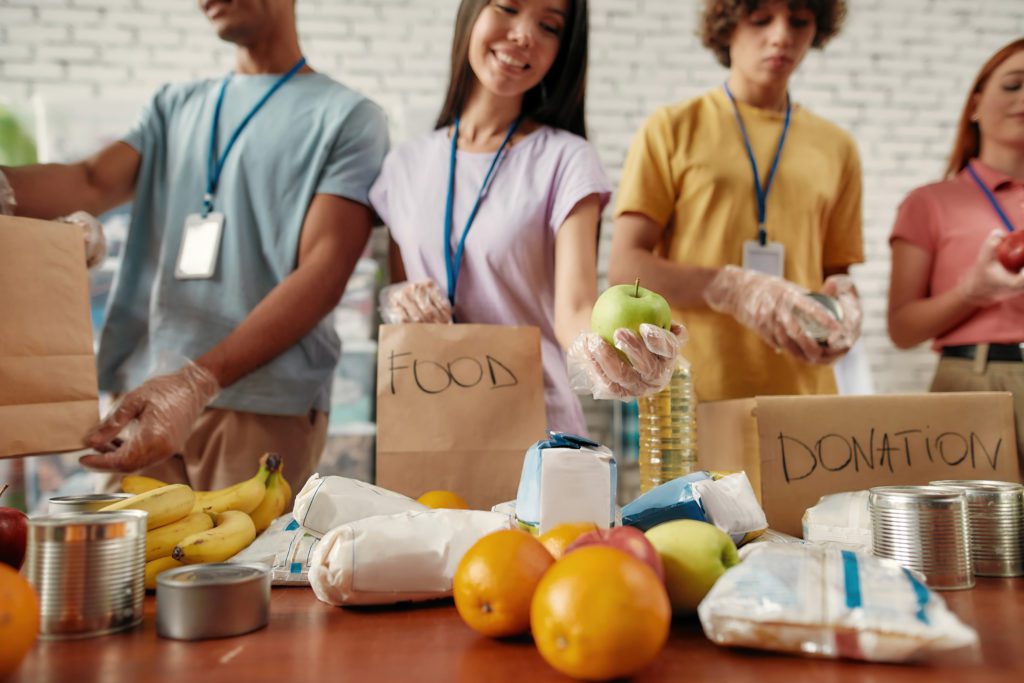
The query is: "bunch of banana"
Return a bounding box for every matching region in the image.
[171,510,257,564]
[121,453,291,588]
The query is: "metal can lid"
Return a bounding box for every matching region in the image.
[49,493,134,505]
[930,479,1023,492]
[805,292,844,323]
[869,485,966,509]
[158,562,269,588]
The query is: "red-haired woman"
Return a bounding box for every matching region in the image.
[888,38,1024,469]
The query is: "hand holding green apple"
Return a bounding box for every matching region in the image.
[644,519,740,615]
[590,279,673,346]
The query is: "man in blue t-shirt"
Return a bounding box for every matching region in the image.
[0,0,389,495]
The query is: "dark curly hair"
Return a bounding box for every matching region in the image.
[701,0,847,68]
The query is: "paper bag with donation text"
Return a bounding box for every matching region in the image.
[0,215,99,457]
[376,323,547,509]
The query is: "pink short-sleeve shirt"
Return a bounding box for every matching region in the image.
[890,159,1024,350]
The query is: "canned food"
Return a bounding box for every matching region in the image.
[48,493,134,514]
[26,510,147,639]
[929,480,1023,577]
[156,563,271,640]
[868,485,973,590]
[794,292,843,345]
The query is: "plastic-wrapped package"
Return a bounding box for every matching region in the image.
[802,490,872,552]
[293,474,427,537]
[698,544,978,662]
[229,514,320,585]
[621,471,710,531]
[308,509,513,606]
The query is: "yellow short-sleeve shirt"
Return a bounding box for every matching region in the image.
[615,88,864,403]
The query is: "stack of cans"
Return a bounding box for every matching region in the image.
[930,480,1024,577]
[25,510,147,639]
[868,485,973,590]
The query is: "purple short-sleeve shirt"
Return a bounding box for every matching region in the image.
[370,125,612,435]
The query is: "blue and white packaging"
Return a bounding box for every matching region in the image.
[621,471,711,531]
[515,432,616,534]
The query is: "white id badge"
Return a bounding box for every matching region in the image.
[175,212,224,280]
[741,239,785,278]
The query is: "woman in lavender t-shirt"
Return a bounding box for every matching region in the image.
[370,0,682,436]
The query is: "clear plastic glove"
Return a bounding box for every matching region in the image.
[958,229,1024,306]
[79,361,220,472]
[820,273,863,354]
[568,322,686,400]
[704,265,840,364]
[57,210,106,269]
[0,169,14,216]
[379,280,452,324]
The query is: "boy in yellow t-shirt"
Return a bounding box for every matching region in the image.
[609,0,864,403]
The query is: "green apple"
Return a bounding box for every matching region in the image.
[644,519,740,615]
[591,280,672,346]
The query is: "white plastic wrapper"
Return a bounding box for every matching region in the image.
[229,514,320,585]
[698,544,978,662]
[308,509,514,606]
[293,474,427,537]
[692,472,767,544]
[802,490,872,553]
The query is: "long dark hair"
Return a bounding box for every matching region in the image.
[945,38,1024,178]
[435,0,589,138]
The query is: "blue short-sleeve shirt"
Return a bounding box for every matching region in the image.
[99,73,389,415]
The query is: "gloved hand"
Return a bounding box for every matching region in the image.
[820,273,862,354]
[0,169,14,216]
[57,210,107,269]
[79,361,220,472]
[568,322,686,400]
[379,280,452,324]
[959,229,1024,306]
[704,265,840,364]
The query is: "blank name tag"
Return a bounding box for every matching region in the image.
[742,239,785,278]
[175,212,224,280]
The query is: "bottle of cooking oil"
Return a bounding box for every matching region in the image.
[636,360,697,492]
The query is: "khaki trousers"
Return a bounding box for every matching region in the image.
[930,351,1024,474]
[98,407,328,507]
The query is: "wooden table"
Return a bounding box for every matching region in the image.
[13,578,1022,682]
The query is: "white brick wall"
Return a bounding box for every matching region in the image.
[1,0,1023,438]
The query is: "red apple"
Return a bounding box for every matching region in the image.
[564,526,664,582]
[0,506,28,571]
[996,231,1024,273]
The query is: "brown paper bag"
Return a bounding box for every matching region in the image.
[376,323,547,509]
[0,215,99,457]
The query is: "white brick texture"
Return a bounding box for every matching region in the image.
[1,0,1022,440]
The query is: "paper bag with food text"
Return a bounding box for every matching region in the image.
[0,215,99,457]
[376,323,547,509]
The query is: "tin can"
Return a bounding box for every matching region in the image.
[156,563,271,640]
[929,480,1024,577]
[48,493,134,514]
[26,510,147,639]
[794,292,843,345]
[868,485,973,590]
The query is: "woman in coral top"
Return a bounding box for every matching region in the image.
[888,38,1024,469]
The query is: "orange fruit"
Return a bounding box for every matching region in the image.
[0,563,39,678]
[537,522,599,559]
[453,529,554,638]
[530,546,671,681]
[417,490,469,509]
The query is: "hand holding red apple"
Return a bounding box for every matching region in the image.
[0,484,28,571]
[959,229,1024,306]
[997,230,1024,273]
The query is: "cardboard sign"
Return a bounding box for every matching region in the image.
[0,215,99,457]
[376,323,547,509]
[697,393,1021,536]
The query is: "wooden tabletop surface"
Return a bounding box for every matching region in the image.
[12,577,1022,683]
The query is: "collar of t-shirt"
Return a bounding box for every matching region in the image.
[965,158,1024,192]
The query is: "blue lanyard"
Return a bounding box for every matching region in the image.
[204,57,307,216]
[723,83,792,246]
[443,116,521,307]
[966,163,1016,233]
